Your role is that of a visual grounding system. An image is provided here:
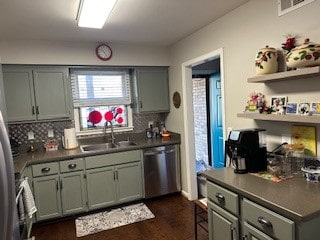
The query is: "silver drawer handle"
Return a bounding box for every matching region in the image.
[258,216,273,228]
[41,167,50,173]
[215,192,225,202]
[68,163,77,169]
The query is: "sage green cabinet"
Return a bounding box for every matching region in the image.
[243,222,274,240]
[207,180,295,240]
[242,198,294,240]
[132,67,170,113]
[33,174,62,221]
[60,171,87,216]
[208,201,239,240]
[117,162,143,203]
[2,66,72,122]
[207,181,239,240]
[32,159,87,222]
[85,150,143,210]
[86,166,117,210]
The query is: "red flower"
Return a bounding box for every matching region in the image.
[117,107,123,114]
[88,110,102,124]
[105,111,114,121]
[117,117,123,124]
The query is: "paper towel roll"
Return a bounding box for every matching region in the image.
[63,128,78,149]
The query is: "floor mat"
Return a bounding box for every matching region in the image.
[75,203,155,237]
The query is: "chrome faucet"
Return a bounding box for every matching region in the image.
[103,121,115,144]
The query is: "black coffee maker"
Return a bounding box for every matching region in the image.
[225,128,267,174]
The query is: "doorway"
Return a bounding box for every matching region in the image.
[182,48,226,200]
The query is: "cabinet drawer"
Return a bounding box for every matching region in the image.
[85,150,141,169]
[32,162,59,177]
[242,198,294,240]
[60,158,84,173]
[207,181,239,216]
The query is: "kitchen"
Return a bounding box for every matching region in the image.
[1,0,320,240]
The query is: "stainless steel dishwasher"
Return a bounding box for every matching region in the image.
[143,144,181,198]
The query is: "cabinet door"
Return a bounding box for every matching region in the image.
[208,201,239,240]
[243,222,274,240]
[60,171,87,216]
[134,67,169,113]
[2,68,36,122]
[116,161,143,203]
[33,67,72,120]
[33,175,62,221]
[86,166,117,210]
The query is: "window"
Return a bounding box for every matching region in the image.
[70,68,133,135]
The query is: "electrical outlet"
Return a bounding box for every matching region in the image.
[281,134,291,144]
[48,129,54,138]
[27,131,34,140]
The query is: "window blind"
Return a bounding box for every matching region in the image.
[70,69,131,107]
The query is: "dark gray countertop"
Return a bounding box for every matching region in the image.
[202,167,320,223]
[13,132,180,175]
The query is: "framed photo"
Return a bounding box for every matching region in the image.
[270,96,287,114]
[292,125,317,156]
[298,103,311,115]
[286,102,298,114]
[311,102,320,115]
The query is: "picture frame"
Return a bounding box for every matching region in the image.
[270,96,287,114]
[311,102,320,115]
[292,125,317,156]
[286,102,298,114]
[298,103,311,115]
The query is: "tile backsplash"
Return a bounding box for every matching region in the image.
[8,113,166,145]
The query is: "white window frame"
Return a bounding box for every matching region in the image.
[70,68,134,136]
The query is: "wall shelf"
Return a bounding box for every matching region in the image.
[247,66,320,83]
[237,113,320,124]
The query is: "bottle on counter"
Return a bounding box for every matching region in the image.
[160,122,166,136]
[146,124,154,139]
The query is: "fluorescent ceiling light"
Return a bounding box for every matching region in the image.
[77,0,118,29]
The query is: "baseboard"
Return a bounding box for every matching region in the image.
[181,190,189,199]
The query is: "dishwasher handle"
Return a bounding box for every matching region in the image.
[144,148,176,156]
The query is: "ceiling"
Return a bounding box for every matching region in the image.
[0,0,249,47]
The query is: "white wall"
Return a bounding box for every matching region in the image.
[0,40,170,66]
[168,0,320,196]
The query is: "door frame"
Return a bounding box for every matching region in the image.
[181,48,226,200]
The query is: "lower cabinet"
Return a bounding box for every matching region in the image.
[241,198,294,240]
[86,166,117,210]
[60,171,87,216]
[207,180,295,240]
[208,201,239,240]
[85,150,143,210]
[207,181,239,240]
[117,161,143,203]
[31,150,143,222]
[243,222,274,240]
[32,159,87,222]
[33,175,62,221]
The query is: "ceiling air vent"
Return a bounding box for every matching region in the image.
[278,0,315,16]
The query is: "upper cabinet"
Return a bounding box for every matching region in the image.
[3,66,72,122]
[131,67,170,113]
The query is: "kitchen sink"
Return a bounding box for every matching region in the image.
[115,141,137,147]
[80,142,118,152]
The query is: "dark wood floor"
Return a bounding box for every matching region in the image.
[31,194,208,240]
